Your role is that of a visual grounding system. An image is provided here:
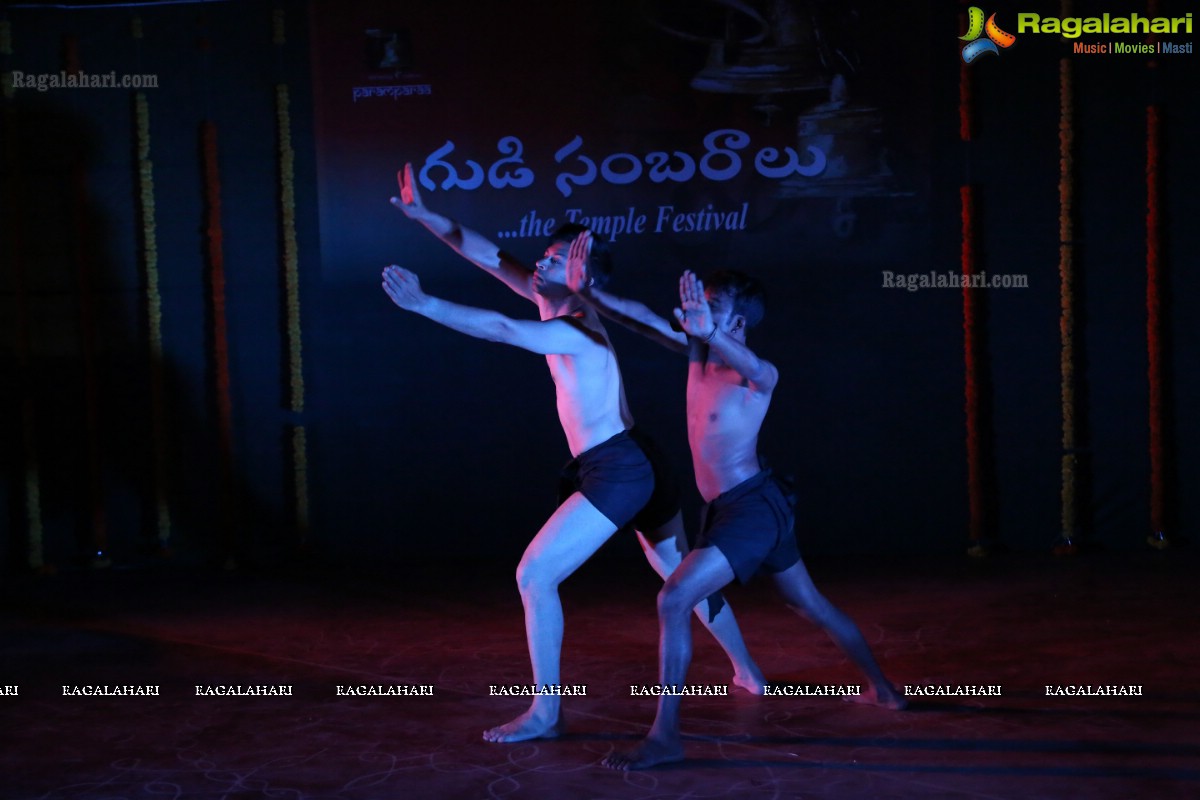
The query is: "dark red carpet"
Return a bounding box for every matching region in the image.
[2,549,1197,799]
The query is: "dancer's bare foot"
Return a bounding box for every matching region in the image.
[732,664,767,695]
[602,734,684,770]
[482,707,565,743]
[845,682,908,710]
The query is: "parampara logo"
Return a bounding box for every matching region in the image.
[959,7,1017,63]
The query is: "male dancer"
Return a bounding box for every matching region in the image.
[561,235,905,770]
[385,165,763,744]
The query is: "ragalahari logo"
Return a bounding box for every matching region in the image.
[960,8,1017,63]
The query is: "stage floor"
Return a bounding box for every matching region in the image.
[2,548,1197,799]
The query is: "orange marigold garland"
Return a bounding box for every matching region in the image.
[132,9,171,551]
[275,8,311,543]
[1056,54,1078,555]
[272,7,285,47]
[135,86,172,549]
[277,83,304,412]
[291,425,310,538]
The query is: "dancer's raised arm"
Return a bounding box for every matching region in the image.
[675,270,778,394]
[382,265,597,355]
[565,231,688,353]
[391,162,535,301]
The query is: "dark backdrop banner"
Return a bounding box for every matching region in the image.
[306,1,956,561]
[309,1,932,279]
[2,2,1194,570]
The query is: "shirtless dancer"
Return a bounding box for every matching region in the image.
[560,236,905,769]
[385,165,764,744]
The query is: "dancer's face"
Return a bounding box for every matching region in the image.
[706,289,745,338]
[533,240,570,296]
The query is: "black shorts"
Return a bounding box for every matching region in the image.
[558,428,682,532]
[625,427,682,532]
[696,469,801,585]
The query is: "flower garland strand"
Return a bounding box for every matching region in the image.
[134,15,172,549]
[2,19,47,571]
[292,425,310,538]
[277,83,303,411]
[961,186,984,554]
[201,120,237,558]
[1056,52,1078,555]
[959,4,984,556]
[1146,105,1167,549]
[133,15,171,549]
[275,7,311,543]
[1144,0,1168,551]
